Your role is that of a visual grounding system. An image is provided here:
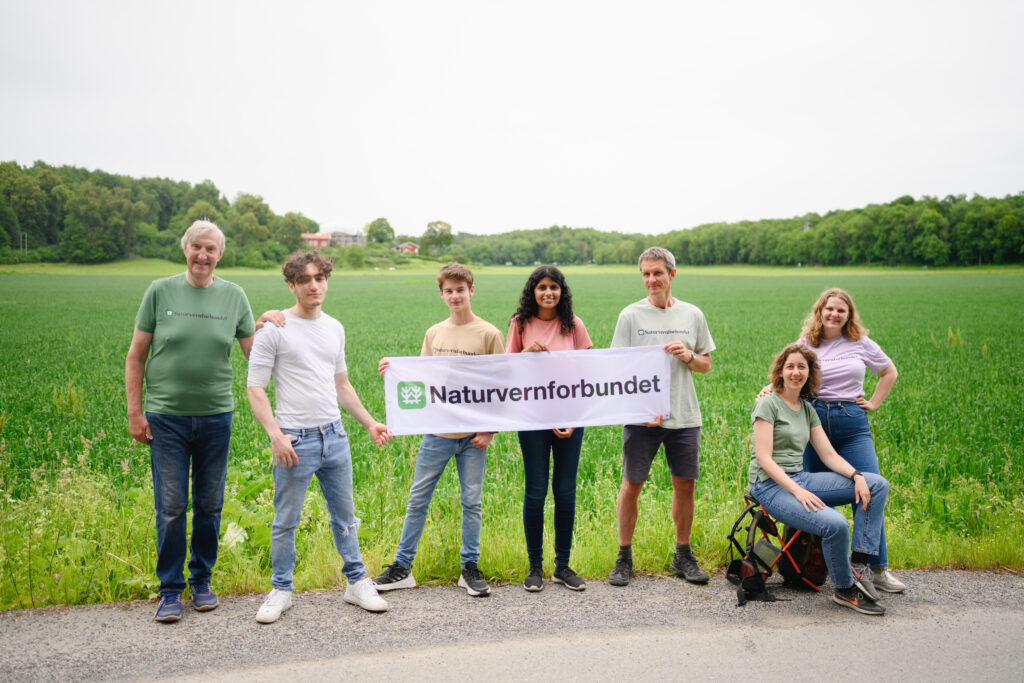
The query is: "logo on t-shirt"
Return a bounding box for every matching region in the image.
[398,382,427,409]
[164,309,228,321]
[638,328,689,337]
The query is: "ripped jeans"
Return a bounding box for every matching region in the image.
[271,420,366,589]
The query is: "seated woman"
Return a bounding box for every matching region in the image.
[749,343,890,615]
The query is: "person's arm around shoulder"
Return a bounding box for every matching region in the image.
[335,372,393,447]
[125,328,154,445]
[807,424,871,509]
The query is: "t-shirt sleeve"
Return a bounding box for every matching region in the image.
[335,323,348,373]
[506,320,523,353]
[861,336,892,375]
[693,310,715,355]
[247,326,278,387]
[420,329,433,357]
[805,401,822,428]
[235,289,256,339]
[134,282,158,333]
[573,316,594,350]
[485,326,505,355]
[610,310,631,348]
[751,395,777,427]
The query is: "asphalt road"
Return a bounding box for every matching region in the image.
[2,570,1022,681]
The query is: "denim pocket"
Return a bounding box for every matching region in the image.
[284,432,304,448]
[840,403,866,418]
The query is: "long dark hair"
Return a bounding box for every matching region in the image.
[511,265,576,335]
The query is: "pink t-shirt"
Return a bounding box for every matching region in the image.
[505,315,593,353]
[799,335,892,401]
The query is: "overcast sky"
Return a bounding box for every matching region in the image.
[2,1,1021,236]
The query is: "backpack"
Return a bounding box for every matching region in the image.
[726,495,827,605]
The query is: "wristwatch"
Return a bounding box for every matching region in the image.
[850,470,863,481]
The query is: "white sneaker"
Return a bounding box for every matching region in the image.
[345,577,388,612]
[255,589,293,623]
[872,568,907,593]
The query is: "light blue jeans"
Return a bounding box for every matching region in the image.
[271,420,366,589]
[803,399,890,568]
[393,434,487,569]
[750,470,888,589]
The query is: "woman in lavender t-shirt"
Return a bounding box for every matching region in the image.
[797,288,903,593]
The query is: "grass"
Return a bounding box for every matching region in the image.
[1,263,1022,609]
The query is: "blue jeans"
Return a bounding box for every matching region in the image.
[750,470,888,589]
[147,411,233,596]
[519,428,584,567]
[271,420,365,589]
[803,399,889,568]
[394,434,487,568]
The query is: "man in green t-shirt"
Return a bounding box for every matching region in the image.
[608,246,715,587]
[125,220,277,623]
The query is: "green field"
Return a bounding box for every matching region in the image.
[1,262,1022,609]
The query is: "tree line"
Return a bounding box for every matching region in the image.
[2,160,1021,268]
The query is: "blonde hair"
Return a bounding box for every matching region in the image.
[800,288,868,346]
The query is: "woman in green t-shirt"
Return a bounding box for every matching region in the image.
[749,343,891,616]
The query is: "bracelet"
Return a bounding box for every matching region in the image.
[850,470,862,481]
[685,351,695,365]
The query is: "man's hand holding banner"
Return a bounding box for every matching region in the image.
[383,346,671,436]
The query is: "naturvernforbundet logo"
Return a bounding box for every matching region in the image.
[398,381,426,409]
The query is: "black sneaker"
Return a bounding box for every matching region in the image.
[524,566,544,592]
[608,556,633,586]
[851,562,881,602]
[833,585,886,615]
[458,562,491,597]
[552,565,586,591]
[670,549,710,585]
[374,563,417,591]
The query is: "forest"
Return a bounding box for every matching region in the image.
[1,160,1022,268]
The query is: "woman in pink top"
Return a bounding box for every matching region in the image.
[507,266,592,593]
[798,288,903,594]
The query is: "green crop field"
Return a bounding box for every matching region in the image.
[1,262,1022,609]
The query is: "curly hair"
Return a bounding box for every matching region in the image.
[800,287,868,346]
[282,250,334,282]
[769,343,820,399]
[510,265,576,335]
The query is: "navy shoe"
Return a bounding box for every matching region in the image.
[190,583,219,611]
[154,593,182,622]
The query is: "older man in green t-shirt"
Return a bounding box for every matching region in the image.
[125,220,277,623]
[608,246,715,587]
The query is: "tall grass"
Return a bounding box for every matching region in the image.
[1,266,1022,609]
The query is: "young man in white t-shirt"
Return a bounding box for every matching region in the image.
[246,250,393,623]
[608,246,715,587]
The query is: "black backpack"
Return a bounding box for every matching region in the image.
[726,495,827,605]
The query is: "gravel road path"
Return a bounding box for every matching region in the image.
[2,570,1022,681]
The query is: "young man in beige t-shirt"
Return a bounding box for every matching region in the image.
[375,263,504,596]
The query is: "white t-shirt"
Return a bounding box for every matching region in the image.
[247,310,348,429]
[611,297,715,429]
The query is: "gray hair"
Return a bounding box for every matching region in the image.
[638,246,676,271]
[180,219,226,253]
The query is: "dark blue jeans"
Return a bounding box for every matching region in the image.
[147,411,233,596]
[803,399,889,568]
[518,428,584,567]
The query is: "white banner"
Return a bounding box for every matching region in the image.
[383,346,671,436]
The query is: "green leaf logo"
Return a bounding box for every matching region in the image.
[397,381,426,409]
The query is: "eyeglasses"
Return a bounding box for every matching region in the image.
[291,274,328,285]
